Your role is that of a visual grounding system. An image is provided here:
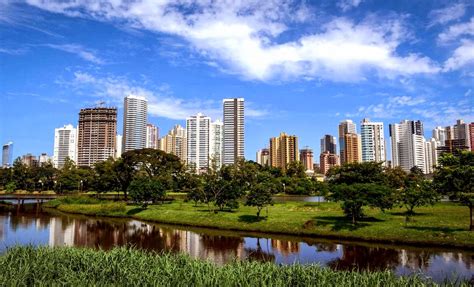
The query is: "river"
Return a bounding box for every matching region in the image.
[0,203,472,283]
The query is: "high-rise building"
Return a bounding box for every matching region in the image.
[343,133,361,164]
[145,123,159,149]
[269,132,298,171]
[2,142,13,168]
[160,125,187,162]
[320,134,337,154]
[320,151,340,175]
[452,119,471,150]
[256,148,270,166]
[389,120,426,173]
[77,107,117,167]
[21,153,38,167]
[424,140,435,174]
[115,135,122,158]
[38,153,51,166]
[360,118,386,164]
[123,95,147,152]
[53,124,77,168]
[187,113,210,172]
[432,126,447,146]
[209,120,223,168]
[223,98,244,165]
[300,147,314,172]
[427,138,440,167]
[470,123,474,152]
[338,120,360,164]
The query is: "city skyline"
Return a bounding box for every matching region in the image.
[1,1,473,162]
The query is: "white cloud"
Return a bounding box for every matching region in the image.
[337,0,363,12]
[24,0,440,82]
[428,3,466,27]
[443,40,474,71]
[43,44,104,64]
[348,95,473,129]
[438,17,474,43]
[63,71,267,120]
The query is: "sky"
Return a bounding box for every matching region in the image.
[0,0,473,162]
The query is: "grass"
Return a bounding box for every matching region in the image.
[45,198,474,248]
[1,246,466,286]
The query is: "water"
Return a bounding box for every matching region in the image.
[0,204,472,283]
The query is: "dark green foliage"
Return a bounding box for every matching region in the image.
[285,161,306,178]
[245,172,275,217]
[397,168,439,219]
[92,158,120,194]
[330,183,394,224]
[433,151,474,231]
[327,162,386,185]
[1,246,457,287]
[128,178,167,208]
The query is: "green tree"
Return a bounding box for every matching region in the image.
[246,183,274,218]
[12,158,28,190]
[398,179,438,219]
[93,158,120,195]
[0,168,12,189]
[383,166,407,189]
[433,151,474,231]
[327,162,386,185]
[330,183,394,225]
[286,161,306,178]
[128,178,167,208]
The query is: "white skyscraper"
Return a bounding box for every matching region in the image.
[115,135,122,158]
[2,142,13,168]
[53,124,77,168]
[360,118,386,164]
[223,98,244,165]
[389,120,426,173]
[145,123,159,149]
[209,119,224,168]
[186,113,210,172]
[432,126,447,146]
[123,95,148,152]
[424,139,435,174]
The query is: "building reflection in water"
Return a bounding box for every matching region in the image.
[0,207,473,283]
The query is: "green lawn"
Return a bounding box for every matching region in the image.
[46,198,474,248]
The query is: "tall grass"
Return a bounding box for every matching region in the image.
[0,246,467,286]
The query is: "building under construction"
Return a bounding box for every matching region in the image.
[77,107,117,167]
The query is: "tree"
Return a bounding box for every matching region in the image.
[433,151,474,231]
[12,158,28,190]
[245,171,276,218]
[398,179,438,220]
[128,178,167,208]
[383,166,407,189]
[246,183,274,218]
[330,183,394,225]
[286,161,306,178]
[327,162,386,185]
[93,158,120,195]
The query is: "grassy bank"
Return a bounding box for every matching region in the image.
[45,197,474,248]
[1,246,464,286]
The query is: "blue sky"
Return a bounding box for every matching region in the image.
[0,0,473,162]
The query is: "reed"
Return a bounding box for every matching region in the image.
[0,246,468,286]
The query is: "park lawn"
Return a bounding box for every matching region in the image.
[49,199,474,248]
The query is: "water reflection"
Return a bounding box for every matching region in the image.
[0,205,472,283]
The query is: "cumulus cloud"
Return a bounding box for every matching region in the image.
[428,3,466,27]
[438,17,474,43]
[43,43,104,64]
[62,71,267,120]
[24,0,440,82]
[443,40,474,71]
[348,95,473,129]
[337,0,363,12]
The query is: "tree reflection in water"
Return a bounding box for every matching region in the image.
[1,206,473,284]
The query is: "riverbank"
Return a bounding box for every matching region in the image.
[1,246,467,286]
[45,198,474,249]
